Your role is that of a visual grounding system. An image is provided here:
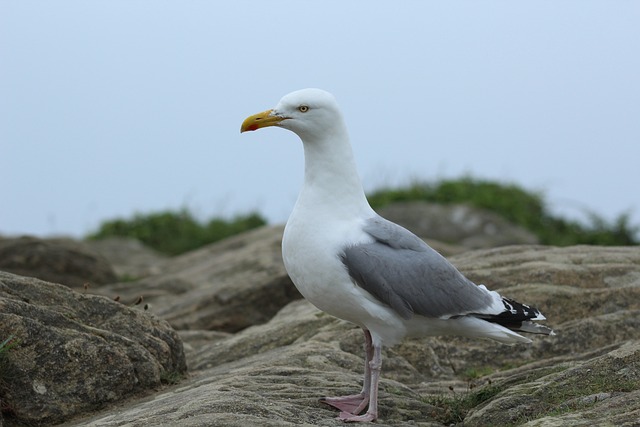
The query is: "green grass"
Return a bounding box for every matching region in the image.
[0,336,16,355]
[87,210,267,255]
[424,383,505,424]
[160,370,185,385]
[367,177,639,246]
[424,363,575,425]
[0,335,17,372]
[86,177,638,255]
[461,366,495,380]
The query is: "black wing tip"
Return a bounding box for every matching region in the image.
[478,297,554,336]
[501,297,545,322]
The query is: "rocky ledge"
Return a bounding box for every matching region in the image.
[0,227,638,426]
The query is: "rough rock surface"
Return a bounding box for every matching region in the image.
[464,340,640,427]
[69,301,447,427]
[63,242,640,427]
[2,225,639,426]
[93,226,301,332]
[85,237,167,280]
[378,202,539,248]
[0,237,116,288]
[0,271,187,426]
[68,301,640,427]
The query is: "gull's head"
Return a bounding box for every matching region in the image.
[241,88,343,140]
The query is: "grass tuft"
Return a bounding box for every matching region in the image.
[423,383,505,424]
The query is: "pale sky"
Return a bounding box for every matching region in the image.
[1,1,639,237]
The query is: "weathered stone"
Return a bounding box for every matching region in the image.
[79,243,640,426]
[0,237,117,288]
[0,271,186,426]
[94,226,301,332]
[85,237,167,280]
[451,245,640,324]
[464,340,640,427]
[67,294,640,426]
[7,228,639,426]
[377,202,539,249]
[67,301,445,427]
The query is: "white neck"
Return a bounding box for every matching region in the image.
[294,123,372,221]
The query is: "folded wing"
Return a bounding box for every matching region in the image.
[341,216,553,336]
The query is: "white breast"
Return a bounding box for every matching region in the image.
[282,212,408,344]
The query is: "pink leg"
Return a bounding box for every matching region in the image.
[338,341,382,422]
[320,329,374,415]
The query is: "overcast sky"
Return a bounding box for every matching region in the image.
[1,1,639,238]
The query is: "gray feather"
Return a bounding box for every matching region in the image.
[341,216,494,320]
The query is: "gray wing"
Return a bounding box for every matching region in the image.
[341,216,495,320]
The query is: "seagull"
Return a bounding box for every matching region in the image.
[241,88,554,422]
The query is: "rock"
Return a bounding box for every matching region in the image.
[178,329,232,368]
[377,202,539,248]
[452,245,640,324]
[68,300,446,427]
[464,340,640,427]
[0,271,187,426]
[67,298,640,427]
[85,237,167,280]
[10,223,636,427]
[94,226,301,332]
[0,237,117,288]
[408,245,640,373]
[67,243,640,426]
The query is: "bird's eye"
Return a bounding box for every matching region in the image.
[298,105,309,113]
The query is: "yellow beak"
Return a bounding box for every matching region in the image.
[240,109,286,133]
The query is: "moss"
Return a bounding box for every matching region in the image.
[422,383,505,424]
[160,369,186,385]
[461,366,494,380]
[536,369,637,407]
[424,363,577,425]
[0,335,20,419]
[506,358,639,425]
